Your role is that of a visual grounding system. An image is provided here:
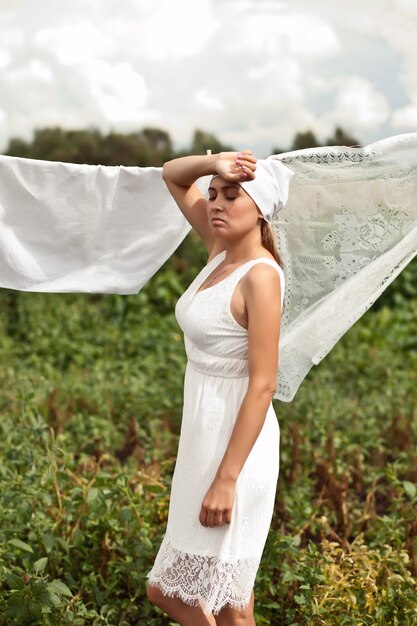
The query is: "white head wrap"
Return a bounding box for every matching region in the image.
[239,159,294,223]
[211,159,294,223]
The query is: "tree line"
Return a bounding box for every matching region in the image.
[3,125,360,166]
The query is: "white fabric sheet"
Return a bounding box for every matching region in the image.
[0,157,193,294]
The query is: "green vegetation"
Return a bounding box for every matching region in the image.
[1,127,416,624]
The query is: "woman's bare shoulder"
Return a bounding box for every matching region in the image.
[240,261,283,302]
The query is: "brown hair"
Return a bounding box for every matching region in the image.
[259,219,283,267]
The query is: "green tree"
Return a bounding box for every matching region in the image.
[101,130,146,166]
[3,126,176,167]
[326,126,359,147]
[290,130,320,151]
[141,127,173,166]
[4,137,32,158]
[190,129,234,155]
[270,144,288,156]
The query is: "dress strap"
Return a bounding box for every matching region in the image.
[225,258,285,308]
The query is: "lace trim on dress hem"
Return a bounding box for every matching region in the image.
[146,533,259,616]
[146,578,253,616]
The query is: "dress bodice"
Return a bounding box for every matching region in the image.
[175,250,285,379]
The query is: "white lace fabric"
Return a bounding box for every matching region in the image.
[147,531,259,616]
[270,132,417,401]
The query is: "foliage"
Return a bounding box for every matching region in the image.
[1,127,417,623]
[4,127,174,167]
[189,129,235,155]
[289,130,322,151]
[5,123,362,162]
[272,125,360,155]
[325,126,360,148]
[1,232,417,623]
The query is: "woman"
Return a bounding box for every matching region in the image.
[146,149,287,625]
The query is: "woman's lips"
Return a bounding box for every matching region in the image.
[211,217,226,224]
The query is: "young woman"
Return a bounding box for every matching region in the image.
[146,150,287,625]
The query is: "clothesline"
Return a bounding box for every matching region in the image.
[1,131,416,401]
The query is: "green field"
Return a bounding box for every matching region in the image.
[1,232,416,625]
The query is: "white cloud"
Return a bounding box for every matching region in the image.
[238,11,340,58]
[6,58,54,84]
[332,76,391,128]
[126,0,218,61]
[0,20,24,51]
[394,0,417,14]
[392,102,417,128]
[194,88,224,112]
[34,21,114,66]
[300,1,417,119]
[81,60,151,123]
[0,49,11,70]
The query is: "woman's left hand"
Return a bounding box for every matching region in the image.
[199,477,236,528]
[215,150,257,183]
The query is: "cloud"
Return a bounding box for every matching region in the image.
[237,10,340,58]
[0,0,415,155]
[6,58,54,84]
[392,102,417,128]
[0,49,11,70]
[34,21,114,66]
[301,1,417,114]
[194,89,224,112]
[130,0,218,61]
[333,76,391,128]
[81,60,153,123]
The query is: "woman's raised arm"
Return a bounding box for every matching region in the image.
[162,151,256,250]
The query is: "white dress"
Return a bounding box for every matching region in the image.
[146,250,285,616]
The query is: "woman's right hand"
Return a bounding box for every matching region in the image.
[215,150,257,183]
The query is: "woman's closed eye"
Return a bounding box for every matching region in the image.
[208,192,239,201]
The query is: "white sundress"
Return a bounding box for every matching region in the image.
[146,249,285,616]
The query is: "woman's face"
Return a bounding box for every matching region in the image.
[207,176,263,239]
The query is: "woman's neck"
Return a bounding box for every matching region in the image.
[221,236,269,264]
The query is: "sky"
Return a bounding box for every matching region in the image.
[0,0,416,157]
